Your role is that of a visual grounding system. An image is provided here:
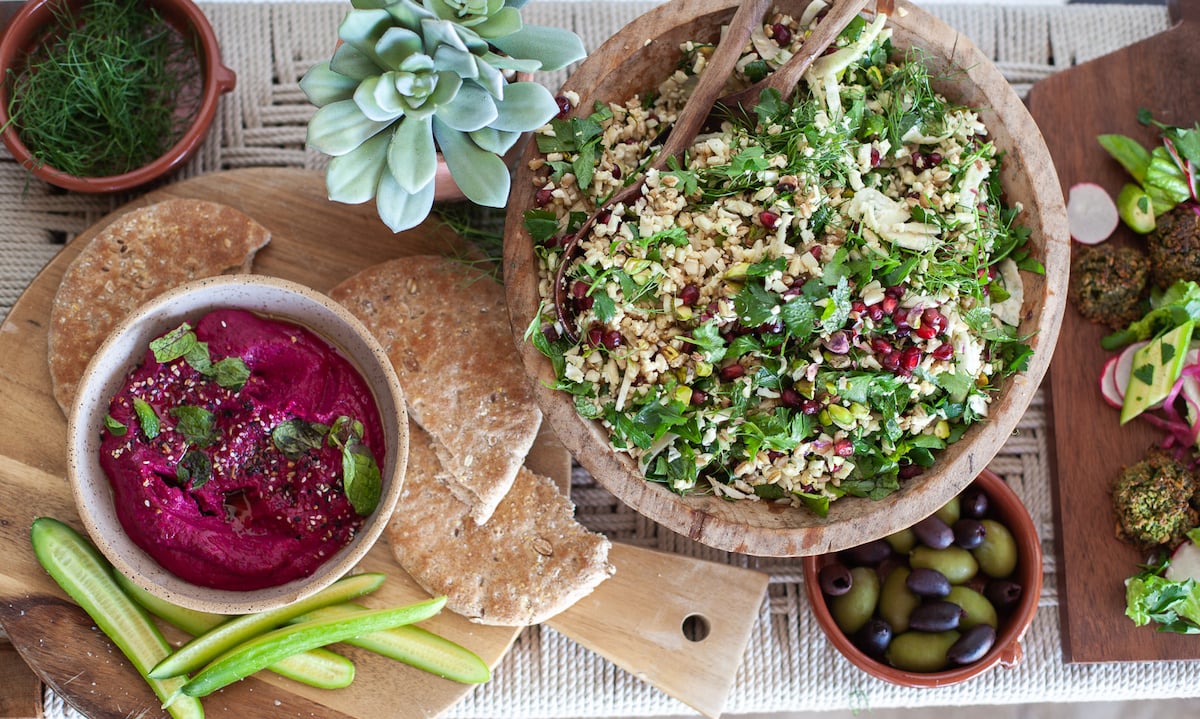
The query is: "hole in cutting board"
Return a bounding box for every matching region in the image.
[681,613,711,642]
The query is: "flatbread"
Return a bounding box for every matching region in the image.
[330,256,541,523]
[48,199,271,413]
[388,425,613,626]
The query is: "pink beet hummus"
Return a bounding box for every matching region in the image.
[100,309,384,591]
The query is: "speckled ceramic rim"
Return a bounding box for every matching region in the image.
[66,275,408,614]
[801,469,1043,687]
[0,0,236,193]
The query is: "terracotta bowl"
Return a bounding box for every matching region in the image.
[0,0,235,193]
[802,469,1042,687]
[66,276,409,614]
[502,0,1069,556]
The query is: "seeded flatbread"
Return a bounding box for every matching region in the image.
[48,199,271,414]
[330,256,541,523]
[388,426,613,626]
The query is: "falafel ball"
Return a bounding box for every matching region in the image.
[1147,203,1200,289]
[1070,244,1150,329]
[1112,447,1199,549]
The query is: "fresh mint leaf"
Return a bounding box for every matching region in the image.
[169,406,217,447]
[149,323,196,363]
[343,444,382,516]
[104,414,127,437]
[176,449,212,490]
[272,418,329,460]
[132,398,159,440]
[211,357,250,391]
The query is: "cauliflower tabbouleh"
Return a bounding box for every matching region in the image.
[522,5,1042,515]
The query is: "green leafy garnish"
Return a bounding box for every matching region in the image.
[1126,555,1200,634]
[104,414,127,437]
[210,357,250,391]
[271,418,330,461]
[149,322,250,389]
[175,450,212,490]
[132,398,159,440]
[169,406,217,447]
[342,445,383,517]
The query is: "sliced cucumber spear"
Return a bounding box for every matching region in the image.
[291,602,490,683]
[114,571,355,689]
[149,571,384,680]
[29,517,205,719]
[175,597,447,701]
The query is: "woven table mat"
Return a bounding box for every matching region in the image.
[0,2,1189,716]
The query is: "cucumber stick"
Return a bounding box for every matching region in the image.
[177,597,447,700]
[292,602,489,683]
[113,572,355,689]
[149,571,385,679]
[29,517,205,719]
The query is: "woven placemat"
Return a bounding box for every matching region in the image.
[0,2,1190,716]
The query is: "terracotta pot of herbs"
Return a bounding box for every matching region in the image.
[0,0,235,193]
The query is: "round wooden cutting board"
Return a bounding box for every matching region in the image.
[0,168,526,719]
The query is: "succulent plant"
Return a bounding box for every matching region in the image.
[301,0,584,232]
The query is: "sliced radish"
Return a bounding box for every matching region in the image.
[1113,340,1151,406]
[1067,182,1120,244]
[1100,354,1124,408]
[1166,539,1200,582]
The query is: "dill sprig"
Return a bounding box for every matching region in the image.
[6,0,201,178]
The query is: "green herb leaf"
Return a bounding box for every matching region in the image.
[175,449,212,490]
[104,414,127,437]
[132,398,159,440]
[686,321,728,363]
[780,296,818,343]
[272,418,330,460]
[169,405,217,447]
[592,291,617,323]
[342,445,382,516]
[211,357,250,391]
[150,323,196,363]
[1133,363,1156,386]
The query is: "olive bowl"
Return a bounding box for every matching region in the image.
[65,275,409,614]
[802,469,1042,687]
[501,0,1070,557]
[0,0,235,193]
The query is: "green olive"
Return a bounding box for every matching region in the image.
[879,566,920,633]
[946,586,998,630]
[830,566,880,635]
[909,545,978,585]
[972,519,1018,579]
[885,630,961,672]
[885,527,917,554]
[934,495,961,527]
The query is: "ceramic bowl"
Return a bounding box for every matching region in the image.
[502,0,1069,556]
[0,0,235,193]
[802,469,1042,687]
[66,275,408,614]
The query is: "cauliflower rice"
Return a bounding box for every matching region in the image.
[522,4,1041,515]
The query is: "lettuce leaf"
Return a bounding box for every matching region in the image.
[1125,559,1200,634]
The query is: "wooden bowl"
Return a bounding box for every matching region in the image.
[0,0,235,193]
[66,276,409,614]
[802,469,1043,686]
[502,0,1069,556]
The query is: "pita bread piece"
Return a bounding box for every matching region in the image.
[49,199,271,413]
[388,426,613,626]
[330,256,541,523]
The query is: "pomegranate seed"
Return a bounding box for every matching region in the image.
[915,323,938,340]
[596,208,612,225]
[867,304,885,322]
[871,337,893,355]
[932,343,955,361]
[586,325,604,347]
[611,164,622,180]
[869,147,881,167]
[801,398,823,415]
[881,351,901,372]
[535,188,553,207]
[900,346,922,371]
[542,234,564,249]
[881,296,899,314]
[571,281,589,299]
[554,95,571,118]
[885,284,905,298]
[781,388,803,408]
[691,389,707,405]
[809,246,823,261]
[767,450,787,461]
[834,439,855,457]
[541,324,559,342]
[679,284,701,307]
[760,210,780,229]
[927,152,942,166]
[771,23,792,45]
[719,364,746,381]
[923,308,946,334]
[603,330,623,350]
[851,300,868,314]
[899,462,925,479]
[572,281,594,311]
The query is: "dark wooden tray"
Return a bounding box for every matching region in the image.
[1028,0,1200,663]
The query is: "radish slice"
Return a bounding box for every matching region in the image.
[1068,182,1120,244]
[1100,354,1123,408]
[1113,340,1151,406]
[1166,540,1200,582]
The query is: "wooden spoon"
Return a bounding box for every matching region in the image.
[552,0,884,341]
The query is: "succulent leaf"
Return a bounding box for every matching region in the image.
[502,0,529,8]
[375,27,423,69]
[433,117,510,207]
[432,44,478,79]
[307,100,392,156]
[421,17,469,54]
[377,167,437,232]
[426,70,464,108]
[354,75,403,122]
[326,131,391,203]
[479,51,540,74]
[472,56,504,99]
[423,0,502,25]
[490,81,558,132]
[373,72,408,116]
[339,8,393,65]
[437,81,498,132]
[351,0,390,9]
[490,24,586,71]
[385,0,435,30]
[330,42,381,81]
[388,115,438,193]
[471,7,522,39]
[469,126,520,155]
[299,62,358,107]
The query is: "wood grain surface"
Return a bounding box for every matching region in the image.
[503,0,1070,557]
[1027,0,1200,663]
[0,167,769,718]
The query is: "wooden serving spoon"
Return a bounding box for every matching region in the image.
[552,0,886,341]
